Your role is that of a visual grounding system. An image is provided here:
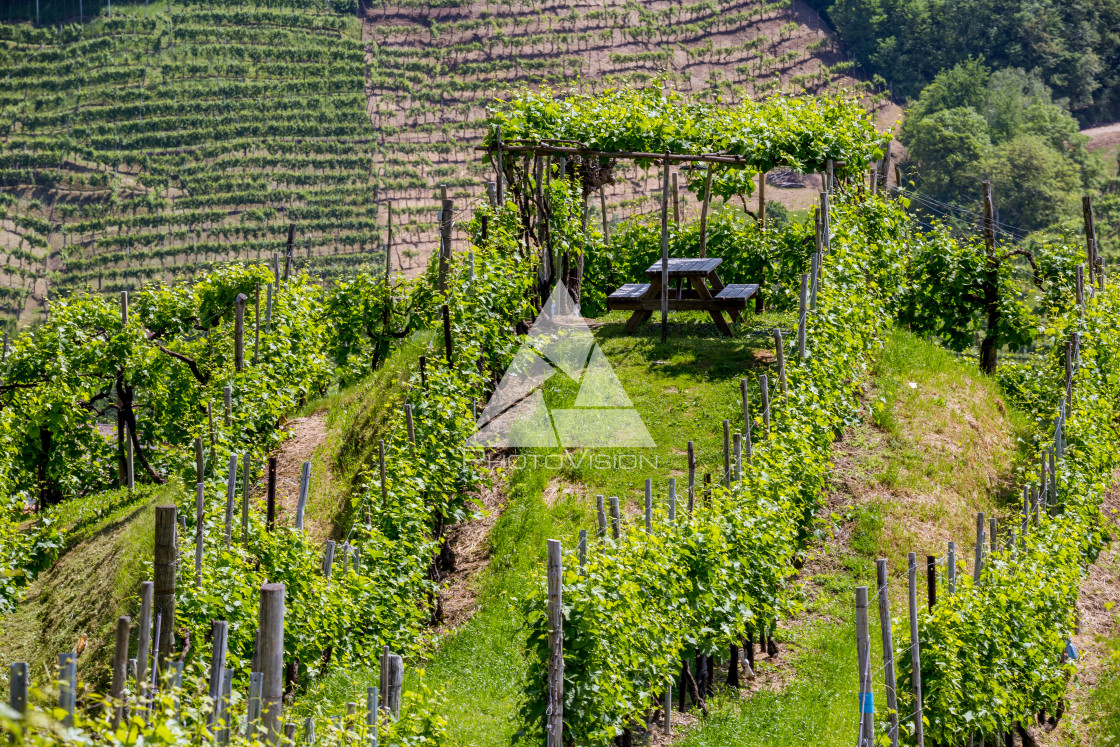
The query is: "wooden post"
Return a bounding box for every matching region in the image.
[1076,264,1086,309]
[154,506,177,667]
[926,555,936,611]
[722,419,731,488]
[194,482,205,587]
[609,496,621,539]
[254,284,261,363]
[990,517,997,553]
[438,200,452,293]
[659,157,671,342]
[121,289,129,325]
[907,553,925,747]
[819,191,830,253]
[195,436,205,483]
[247,672,263,740]
[258,582,286,745]
[668,478,677,521]
[698,165,713,258]
[596,494,607,538]
[58,653,77,726]
[1022,485,1029,537]
[876,560,899,747]
[379,439,387,508]
[546,539,564,747]
[856,587,874,747]
[495,126,505,205]
[663,682,672,735]
[974,512,985,583]
[265,284,274,332]
[578,529,587,570]
[136,580,154,689]
[385,200,395,278]
[671,171,680,224]
[295,461,311,531]
[758,172,767,229]
[208,621,229,730]
[798,273,809,359]
[283,224,294,282]
[111,615,131,727]
[442,304,453,366]
[599,186,610,244]
[322,541,336,579]
[235,293,247,372]
[125,421,134,491]
[1083,195,1098,285]
[740,378,752,463]
[386,656,403,721]
[758,374,770,433]
[241,455,251,543]
[645,479,653,533]
[733,433,742,481]
[947,541,956,595]
[405,404,416,447]
[9,662,28,715]
[686,441,696,513]
[774,329,788,399]
[224,454,238,548]
[809,252,820,310]
[267,457,277,531]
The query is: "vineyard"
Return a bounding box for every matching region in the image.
[1,2,1119,747]
[0,0,892,331]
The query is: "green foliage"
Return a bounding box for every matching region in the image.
[520,191,910,744]
[902,107,992,202]
[898,285,1120,743]
[896,227,1037,352]
[582,208,815,317]
[898,62,1104,225]
[486,86,885,194]
[827,0,1120,121]
[976,135,1082,231]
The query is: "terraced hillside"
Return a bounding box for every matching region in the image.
[0,3,382,327]
[0,0,885,330]
[365,0,884,248]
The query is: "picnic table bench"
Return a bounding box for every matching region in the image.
[606,258,758,336]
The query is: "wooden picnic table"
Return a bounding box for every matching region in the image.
[606,258,759,336]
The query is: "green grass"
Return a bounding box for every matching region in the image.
[678,563,877,747]
[0,483,177,686]
[298,322,1028,746]
[301,449,592,746]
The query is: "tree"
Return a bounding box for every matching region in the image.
[899,182,1044,374]
[976,135,1081,231]
[903,107,991,204]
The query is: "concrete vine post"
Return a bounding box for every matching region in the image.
[855,587,874,747]
[110,616,131,727]
[876,560,899,747]
[907,553,925,747]
[195,482,205,587]
[974,512,986,583]
[797,273,809,359]
[546,539,564,747]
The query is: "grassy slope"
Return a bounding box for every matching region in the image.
[0,331,424,690]
[0,484,176,687]
[297,319,1026,746]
